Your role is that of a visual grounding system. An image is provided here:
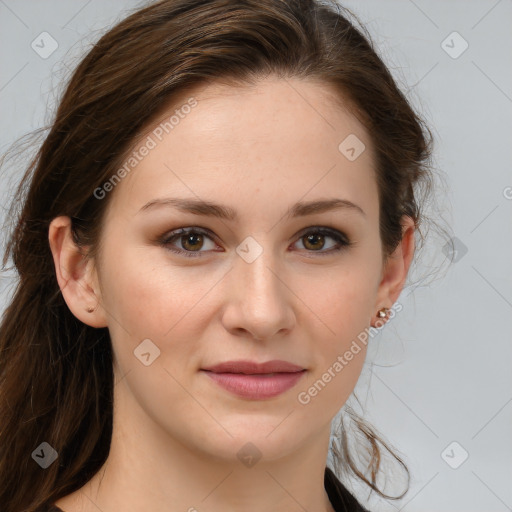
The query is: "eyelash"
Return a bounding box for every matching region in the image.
[158,226,353,258]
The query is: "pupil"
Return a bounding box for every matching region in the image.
[184,234,202,251]
[305,234,323,250]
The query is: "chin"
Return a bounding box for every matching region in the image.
[199,418,304,463]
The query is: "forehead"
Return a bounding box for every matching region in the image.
[106,77,378,223]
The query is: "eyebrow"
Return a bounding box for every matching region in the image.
[138,197,366,220]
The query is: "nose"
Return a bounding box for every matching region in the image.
[220,246,296,342]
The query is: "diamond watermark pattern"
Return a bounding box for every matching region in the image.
[441,31,469,59]
[442,236,468,263]
[134,338,161,366]
[237,442,262,468]
[338,134,366,161]
[441,441,469,469]
[32,442,58,469]
[31,32,58,59]
[236,236,263,263]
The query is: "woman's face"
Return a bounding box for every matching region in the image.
[89,77,397,462]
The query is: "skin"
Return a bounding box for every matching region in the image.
[49,77,415,512]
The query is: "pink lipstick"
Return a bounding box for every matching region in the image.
[201,359,307,400]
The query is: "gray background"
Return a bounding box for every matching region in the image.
[1,1,511,511]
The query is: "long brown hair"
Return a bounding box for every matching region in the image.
[0,0,445,509]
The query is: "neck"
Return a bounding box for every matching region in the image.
[55,379,336,512]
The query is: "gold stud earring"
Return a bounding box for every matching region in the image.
[86,306,95,313]
[377,307,390,319]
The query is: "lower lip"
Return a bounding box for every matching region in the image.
[201,370,306,400]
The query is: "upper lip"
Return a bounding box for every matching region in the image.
[201,360,305,374]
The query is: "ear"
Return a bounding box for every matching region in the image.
[371,215,415,327]
[48,216,107,328]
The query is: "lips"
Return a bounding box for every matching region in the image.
[200,360,307,400]
[201,359,305,374]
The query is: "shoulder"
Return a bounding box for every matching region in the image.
[324,466,372,512]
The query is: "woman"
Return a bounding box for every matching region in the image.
[0,0,439,510]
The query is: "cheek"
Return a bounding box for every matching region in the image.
[298,261,380,337]
[295,287,370,416]
[99,245,215,339]
[98,247,217,404]
[97,244,234,387]
[293,264,377,406]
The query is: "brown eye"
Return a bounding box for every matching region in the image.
[302,233,327,251]
[294,228,351,255]
[181,232,204,252]
[161,227,217,257]
[160,226,352,258]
